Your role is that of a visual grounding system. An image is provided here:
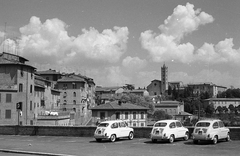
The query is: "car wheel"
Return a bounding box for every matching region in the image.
[193,140,198,144]
[96,139,102,142]
[226,133,230,142]
[183,132,189,141]
[110,134,116,142]
[212,136,218,144]
[169,135,174,143]
[152,139,157,143]
[128,132,134,140]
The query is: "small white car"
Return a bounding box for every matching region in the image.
[94,120,134,142]
[192,119,230,144]
[150,119,189,143]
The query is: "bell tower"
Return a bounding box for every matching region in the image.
[161,63,168,94]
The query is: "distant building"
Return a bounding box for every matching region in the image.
[187,83,227,98]
[147,80,162,96]
[0,52,35,125]
[154,101,184,116]
[56,73,95,126]
[91,100,149,127]
[203,98,240,110]
[161,64,168,94]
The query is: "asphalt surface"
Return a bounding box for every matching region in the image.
[0,135,240,156]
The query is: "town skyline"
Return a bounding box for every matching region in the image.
[1,0,240,89]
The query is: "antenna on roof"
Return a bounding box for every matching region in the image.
[2,22,7,52]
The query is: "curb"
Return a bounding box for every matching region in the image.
[0,149,76,156]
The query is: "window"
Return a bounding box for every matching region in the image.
[73,108,76,112]
[30,85,33,93]
[140,112,144,119]
[30,101,32,111]
[72,83,77,89]
[73,100,76,105]
[169,122,176,129]
[73,92,76,97]
[5,110,11,119]
[63,84,67,89]
[30,120,33,125]
[133,112,136,119]
[0,93,1,102]
[125,112,128,119]
[19,83,23,92]
[133,122,137,127]
[213,122,219,129]
[141,123,144,127]
[111,122,118,129]
[100,112,105,119]
[63,92,67,98]
[116,112,120,119]
[176,122,182,127]
[219,121,224,128]
[6,94,12,103]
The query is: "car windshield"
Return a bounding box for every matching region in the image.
[154,122,167,127]
[98,123,109,127]
[196,122,210,127]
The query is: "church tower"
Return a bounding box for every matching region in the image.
[161,63,168,94]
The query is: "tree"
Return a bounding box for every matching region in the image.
[152,110,172,121]
[168,85,172,95]
[228,104,235,113]
[205,104,215,117]
[216,106,223,114]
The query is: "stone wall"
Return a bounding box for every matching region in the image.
[0,125,239,140]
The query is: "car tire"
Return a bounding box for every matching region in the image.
[212,136,218,144]
[169,135,174,143]
[128,132,134,140]
[96,139,102,142]
[226,133,230,142]
[183,132,189,141]
[193,140,198,144]
[152,139,157,143]
[110,134,116,142]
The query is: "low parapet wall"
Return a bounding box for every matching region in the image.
[0,126,239,140]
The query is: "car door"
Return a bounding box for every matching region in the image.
[169,122,177,138]
[176,121,185,138]
[212,121,220,138]
[111,122,121,137]
[120,121,129,137]
[219,121,228,139]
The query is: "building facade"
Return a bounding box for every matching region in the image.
[91,100,149,127]
[0,52,35,125]
[56,73,95,126]
[203,98,240,110]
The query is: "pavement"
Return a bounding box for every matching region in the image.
[0,135,240,156]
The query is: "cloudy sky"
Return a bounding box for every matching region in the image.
[1,0,240,88]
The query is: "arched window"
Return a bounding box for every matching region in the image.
[73,100,76,105]
[73,92,76,97]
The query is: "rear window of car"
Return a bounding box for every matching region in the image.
[196,122,210,127]
[154,122,167,127]
[98,123,109,127]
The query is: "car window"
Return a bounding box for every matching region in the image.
[219,121,224,128]
[111,122,119,129]
[213,122,219,129]
[154,122,167,127]
[176,122,182,127]
[169,122,176,129]
[120,122,126,127]
[98,123,109,127]
[196,122,210,127]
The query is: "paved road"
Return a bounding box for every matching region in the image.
[0,135,239,156]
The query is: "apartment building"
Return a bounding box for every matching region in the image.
[56,73,95,126]
[0,52,35,125]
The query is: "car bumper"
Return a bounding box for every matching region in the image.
[94,134,110,139]
[151,134,168,140]
[192,134,212,140]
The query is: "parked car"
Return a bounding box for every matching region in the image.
[94,120,134,142]
[192,119,230,144]
[150,119,189,143]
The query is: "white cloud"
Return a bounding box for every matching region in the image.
[7,16,128,66]
[122,56,147,71]
[140,3,214,64]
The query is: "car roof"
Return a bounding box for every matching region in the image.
[197,119,221,122]
[155,119,180,123]
[100,120,126,124]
